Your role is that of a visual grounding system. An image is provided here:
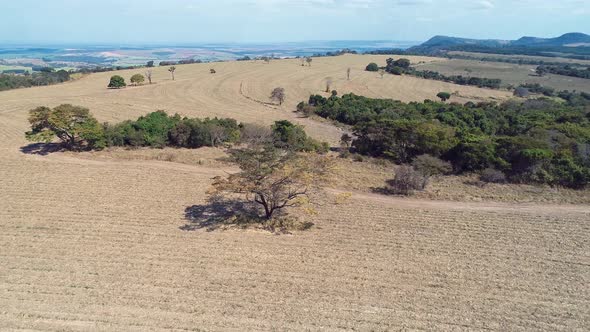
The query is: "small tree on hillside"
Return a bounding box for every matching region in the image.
[209,145,332,220]
[168,66,176,80]
[379,69,385,79]
[365,63,379,72]
[270,87,286,105]
[325,78,333,93]
[146,61,154,68]
[130,74,145,86]
[145,70,153,84]
[306,57,313,67]
[25,104,105,150]
[108,75,126,89]
[347,67,351,80]
[437,92,451,102]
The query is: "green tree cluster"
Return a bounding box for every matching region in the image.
[298,93,590,188]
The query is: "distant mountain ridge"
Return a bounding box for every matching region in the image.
[410,33,590,54]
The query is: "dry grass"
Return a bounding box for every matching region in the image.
[330,156,590,205]
[0,55,588,331]
[414,58,590,93]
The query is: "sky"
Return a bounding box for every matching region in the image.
[1,0,589,44]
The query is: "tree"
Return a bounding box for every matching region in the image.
[168,66,176,80]
[146,61,154,68]
[145,70,153,84]
[270,87,286,105]
[437,92,451,102]
[379,69,386,79]
[130,74,145,85]
[393,58,411,69]
[306,57,313,67]
[365,63,379,72]
[108,75,126,89]
[325,78,333,93]
[347,67,351,80]
[25,104,105,150]
[210,146,331,219]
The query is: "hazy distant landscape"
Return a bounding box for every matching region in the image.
[0,40,417,72]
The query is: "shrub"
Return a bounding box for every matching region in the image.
[513,87,530,98]
[130,74,145,85]
[437,92,451,102]
[108,75,126,89]
[331,90,338,97]
[388,166,427,195]
[412,154,452,177]
[389,66,403,75]
[365,63,379,72]
[480,168,507,184]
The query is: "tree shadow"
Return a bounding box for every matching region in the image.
[181,197,261,232]
[20,143,64,156]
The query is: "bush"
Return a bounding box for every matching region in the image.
[365,63,379,72]
[480,168,507,184]
[412,154,452,177]
[130,74,145,85]
[388,166,427,195]
[437,92,451,102]
[108,75,126,89]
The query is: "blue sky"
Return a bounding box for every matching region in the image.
[1,0,588,44]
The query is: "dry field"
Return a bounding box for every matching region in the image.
[1,55,589,331]
[414,58,590,93]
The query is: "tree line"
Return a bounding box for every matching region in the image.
[298,93,590,188]
[25,106,328,153]
[536,64,590,79]
[375,58,502,89]
[0,69,70,91]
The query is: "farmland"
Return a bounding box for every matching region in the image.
[1,55,589,331]
[413,58,590,93]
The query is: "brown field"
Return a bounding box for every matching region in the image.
[414,58,590,93]
[1,55,589,331]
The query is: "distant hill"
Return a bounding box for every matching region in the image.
[408,33,590,58]
[512,33,590,47]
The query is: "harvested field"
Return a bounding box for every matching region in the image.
[414,58,590,93]
[0,55,588,331]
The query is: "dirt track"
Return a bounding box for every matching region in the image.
[1,55,588,331]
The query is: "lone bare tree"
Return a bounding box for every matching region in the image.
[145,70,153,84]
[379,69,385,79]
[347,67,351,80]
[306,57,313,67]
[210,146,332,220]
[325,78,333,93]
[168,66,176,80]
[270,87,286,105]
